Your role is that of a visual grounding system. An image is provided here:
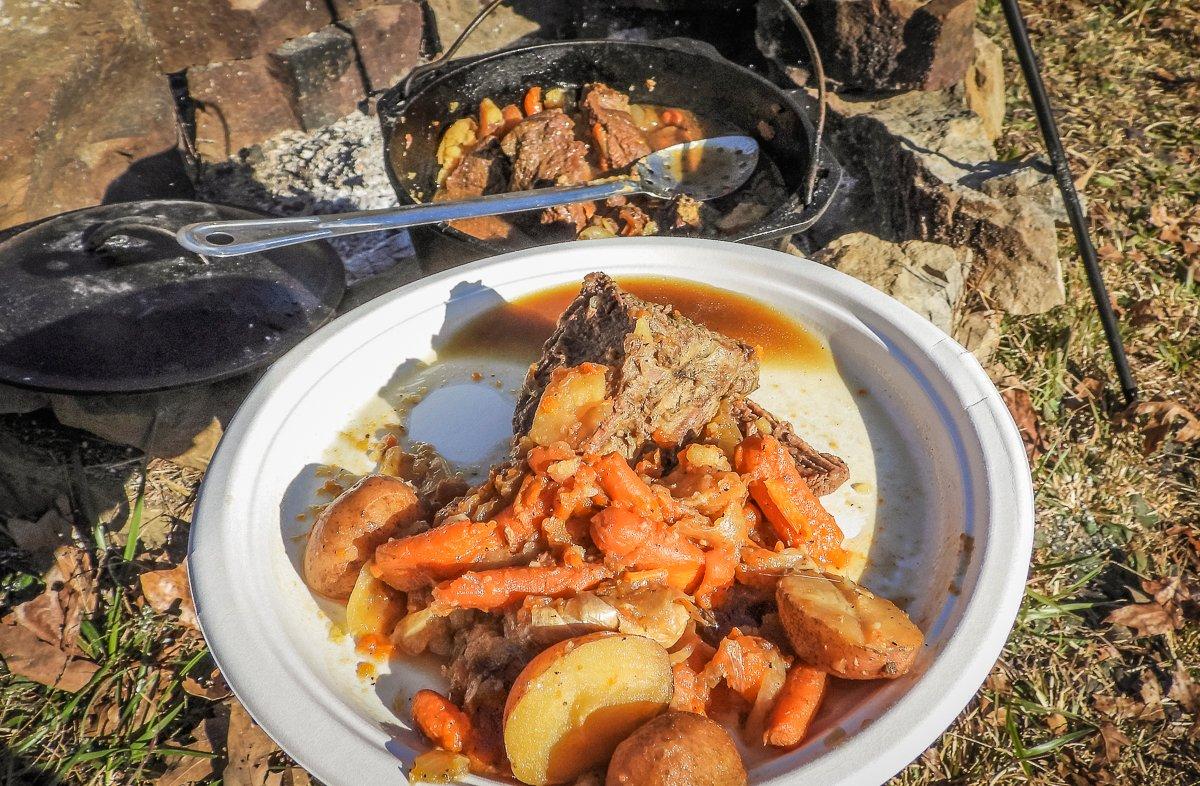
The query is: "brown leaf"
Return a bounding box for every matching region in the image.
[1105,601,1178,637]
[0,622,97,692]
[1117,399,1200,453]
[2,506,76,569]
[159,714,223,786]
[1098,723,1130,764]
[140,559,199,631]
[183,668,232,701]
[224,700,280,786]
[1002,386,1042,461]
[1046,712,1068,734]
[1169,662,1199,713]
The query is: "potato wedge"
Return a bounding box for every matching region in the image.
[303,474,422,600]
[527,363,610,449]
[503,633,672,785]
[345,562,405,639]
[606,711,746,786]
[776,571,923,679]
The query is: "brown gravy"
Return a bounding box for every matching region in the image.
[438,276,826,366]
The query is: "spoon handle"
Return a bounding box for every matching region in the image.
[176,179,641,257]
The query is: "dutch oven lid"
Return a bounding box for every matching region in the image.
[0,200,345,394]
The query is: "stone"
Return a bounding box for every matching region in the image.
[189,56,301,161]
[140,0,331,74]
[953,308,1002,365]
[330,0,409,17]
[758,0,977,92]
[342,2,426,91]
[813,233,970,333]
[270,26,365,130]
[956,31,1005,141]
[426,0,552,58]
[816,88,1066,315]
[0,0,183,230]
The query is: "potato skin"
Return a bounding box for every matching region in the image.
[605,711,746,786]
[303,474,422,600]
[776,571,923,680]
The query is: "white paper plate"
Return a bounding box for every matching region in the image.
[190,237,1033,786]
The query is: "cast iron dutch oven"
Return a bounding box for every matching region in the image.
[376,37,841,258]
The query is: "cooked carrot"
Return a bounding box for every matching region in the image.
[527,443,574,475]
[478,97,503,137]
[660,108,686,127]
[593,452,661,519]
[412,689,472,753]
[702,630,784,705]
[431,563,610,611]
[492,474,555,545]
[501,103,524,131]
[523,86,543,116]
[693,545,737,610]
[764,663,827,747]
[735,436,846,567]
[590,507,704,591]
[591,122,610,170]
[373,519,505,591]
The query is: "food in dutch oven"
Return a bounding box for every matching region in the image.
[302,273,924,784]
[431,83,787,243]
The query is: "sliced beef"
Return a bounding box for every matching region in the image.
[513,272,759,460]
[731,398,849,496]
[500,110,592,191]
[582,83,651,171]
[439,136,508,200]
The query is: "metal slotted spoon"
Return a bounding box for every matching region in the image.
[176,135,760,257]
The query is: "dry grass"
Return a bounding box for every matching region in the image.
[1,1,1198,784]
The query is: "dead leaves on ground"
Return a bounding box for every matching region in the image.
[1105,576,1197,638]
[225,700,282,786]
[1113,399,1200,454]
[140,559,200,631]
[1002,385,1043,461]
[0,544,99,691]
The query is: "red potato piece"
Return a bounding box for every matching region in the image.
[605,710,746,786]
[776,571,924,680]
[503,633,673,785]
[303,475,422,600]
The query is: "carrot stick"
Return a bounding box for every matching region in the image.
[412,689,472,753]
[431,563,610,611]
[764,663,827,747]
[593,452,661,519]
[372,519,504,591]
[735,436,846,567]
[523,86,543,116]
[589,507,704,591]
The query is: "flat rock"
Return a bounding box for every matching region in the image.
[813,233,970,333]
[0,0,182,230]
[140,0,331,73]
[426,0,562,57]
[816,88,1066,315]
[758,0,977,91]
[189,56,303,160]
[271,26,365,130]
[343,2,426,91]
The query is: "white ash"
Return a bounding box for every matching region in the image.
[195,111,415,284]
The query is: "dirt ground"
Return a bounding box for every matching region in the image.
[1,1,1198,784]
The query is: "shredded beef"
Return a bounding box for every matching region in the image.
[513,272,759,460]
[440,136,508,200]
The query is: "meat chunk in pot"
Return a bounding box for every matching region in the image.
[437,137,514,241]
[582,83,651,171]
[500,110,592,191]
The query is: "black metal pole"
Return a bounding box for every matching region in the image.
[999,0,1138,404]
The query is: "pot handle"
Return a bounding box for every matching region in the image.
[399,0,508,99]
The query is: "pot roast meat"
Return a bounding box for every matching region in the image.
[513,272,759,460]
[730,399,849,496]
[581,83,651,171]
[500,110,592,191]
[438,137,515,241]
